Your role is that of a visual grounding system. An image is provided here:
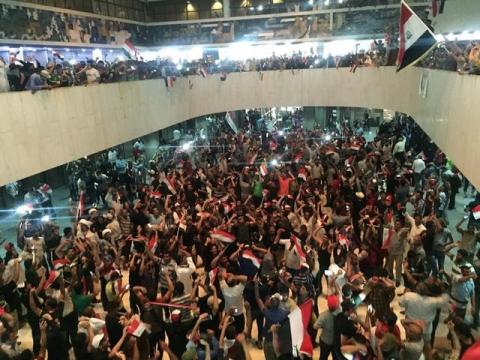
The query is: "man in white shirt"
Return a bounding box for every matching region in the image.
[412,155,426,191]
[406,212,426,245]
[392,136,406,164]
[220,271,248,334]
[399,282,448,344]
[176,251,196,294]
[84,63,100,84]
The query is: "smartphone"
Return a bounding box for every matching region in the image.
[124,284,130,291]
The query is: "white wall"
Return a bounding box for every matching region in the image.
[431,0,480,33]
[0,67,480,189]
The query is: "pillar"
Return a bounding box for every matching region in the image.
[223,0,231,18]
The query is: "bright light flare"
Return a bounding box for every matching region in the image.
[16,205,33,216]
[41,215,50,222]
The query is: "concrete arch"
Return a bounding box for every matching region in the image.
[0,67,479,187]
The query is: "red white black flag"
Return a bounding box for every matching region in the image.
[397,0,437,71]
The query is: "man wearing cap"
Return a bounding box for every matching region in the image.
[450,262,476,319]
[314,294,340,360]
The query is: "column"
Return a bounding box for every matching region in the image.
[223,0,231,18]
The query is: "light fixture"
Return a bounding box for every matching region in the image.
[308,0,314,4]
[257,4,263,11]
[324,0,330,5]
[41,215,50,222]
[212,0,222,10]
[176,63,183,70]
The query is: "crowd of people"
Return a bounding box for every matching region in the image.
[0,37,479,94]
[0,113,479,360]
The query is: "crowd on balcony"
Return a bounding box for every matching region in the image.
[0,38,479,94]
[0,111,480,360]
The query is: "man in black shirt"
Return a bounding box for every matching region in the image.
[333,300,357,360]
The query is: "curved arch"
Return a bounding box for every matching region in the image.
[0,67,478,188]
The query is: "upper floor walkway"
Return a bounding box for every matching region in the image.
[1,66,479,188]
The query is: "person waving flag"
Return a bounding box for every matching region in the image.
[397,0,437,71]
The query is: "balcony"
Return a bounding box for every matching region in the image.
[0,66,479,189]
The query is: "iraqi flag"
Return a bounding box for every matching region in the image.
[208,268,219,286]
[241,249,262,269]
[165,76,175,88]
[260,162,268,177]
[148,231,158,253]
[123,39,139,60]
[291,235,307,264]
[76,191,84,221]
[163,178,177,195]
[382,227,395,249]
[397,0,437,71]
[149,191,162,199]
[53,258,70,271]
[211,229,236,243]
[277,299,314,358]
[472,205,480,220]
[127,318,147,337]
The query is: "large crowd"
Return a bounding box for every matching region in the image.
[0,38,479,94]
[0,113,479,360]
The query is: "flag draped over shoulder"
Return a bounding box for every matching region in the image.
[277,299,314,358]
[397,0,437,71]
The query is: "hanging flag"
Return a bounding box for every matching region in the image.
[163,178,177,195]
[277,299,314,358]
[209,268,219,287]
[472,205,480,220]
[127,319,147,337]
[382,227,395,249]
[397,0,437,71]
[211,229,236,243]
[290,235,307,264]
[53,258,70,271]
[431,0,439,17]
[259,162,268,177]
[165,76,175,88]
[241,249,262,269]
[225,112,238,134]
[338,234,351,249]
[148,231,158,253]
[76,191,84,221]
[123,39,139,60]
[44,270,60,289]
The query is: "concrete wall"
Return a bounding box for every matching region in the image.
[1,67,480,189]
[431,0,480,33]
